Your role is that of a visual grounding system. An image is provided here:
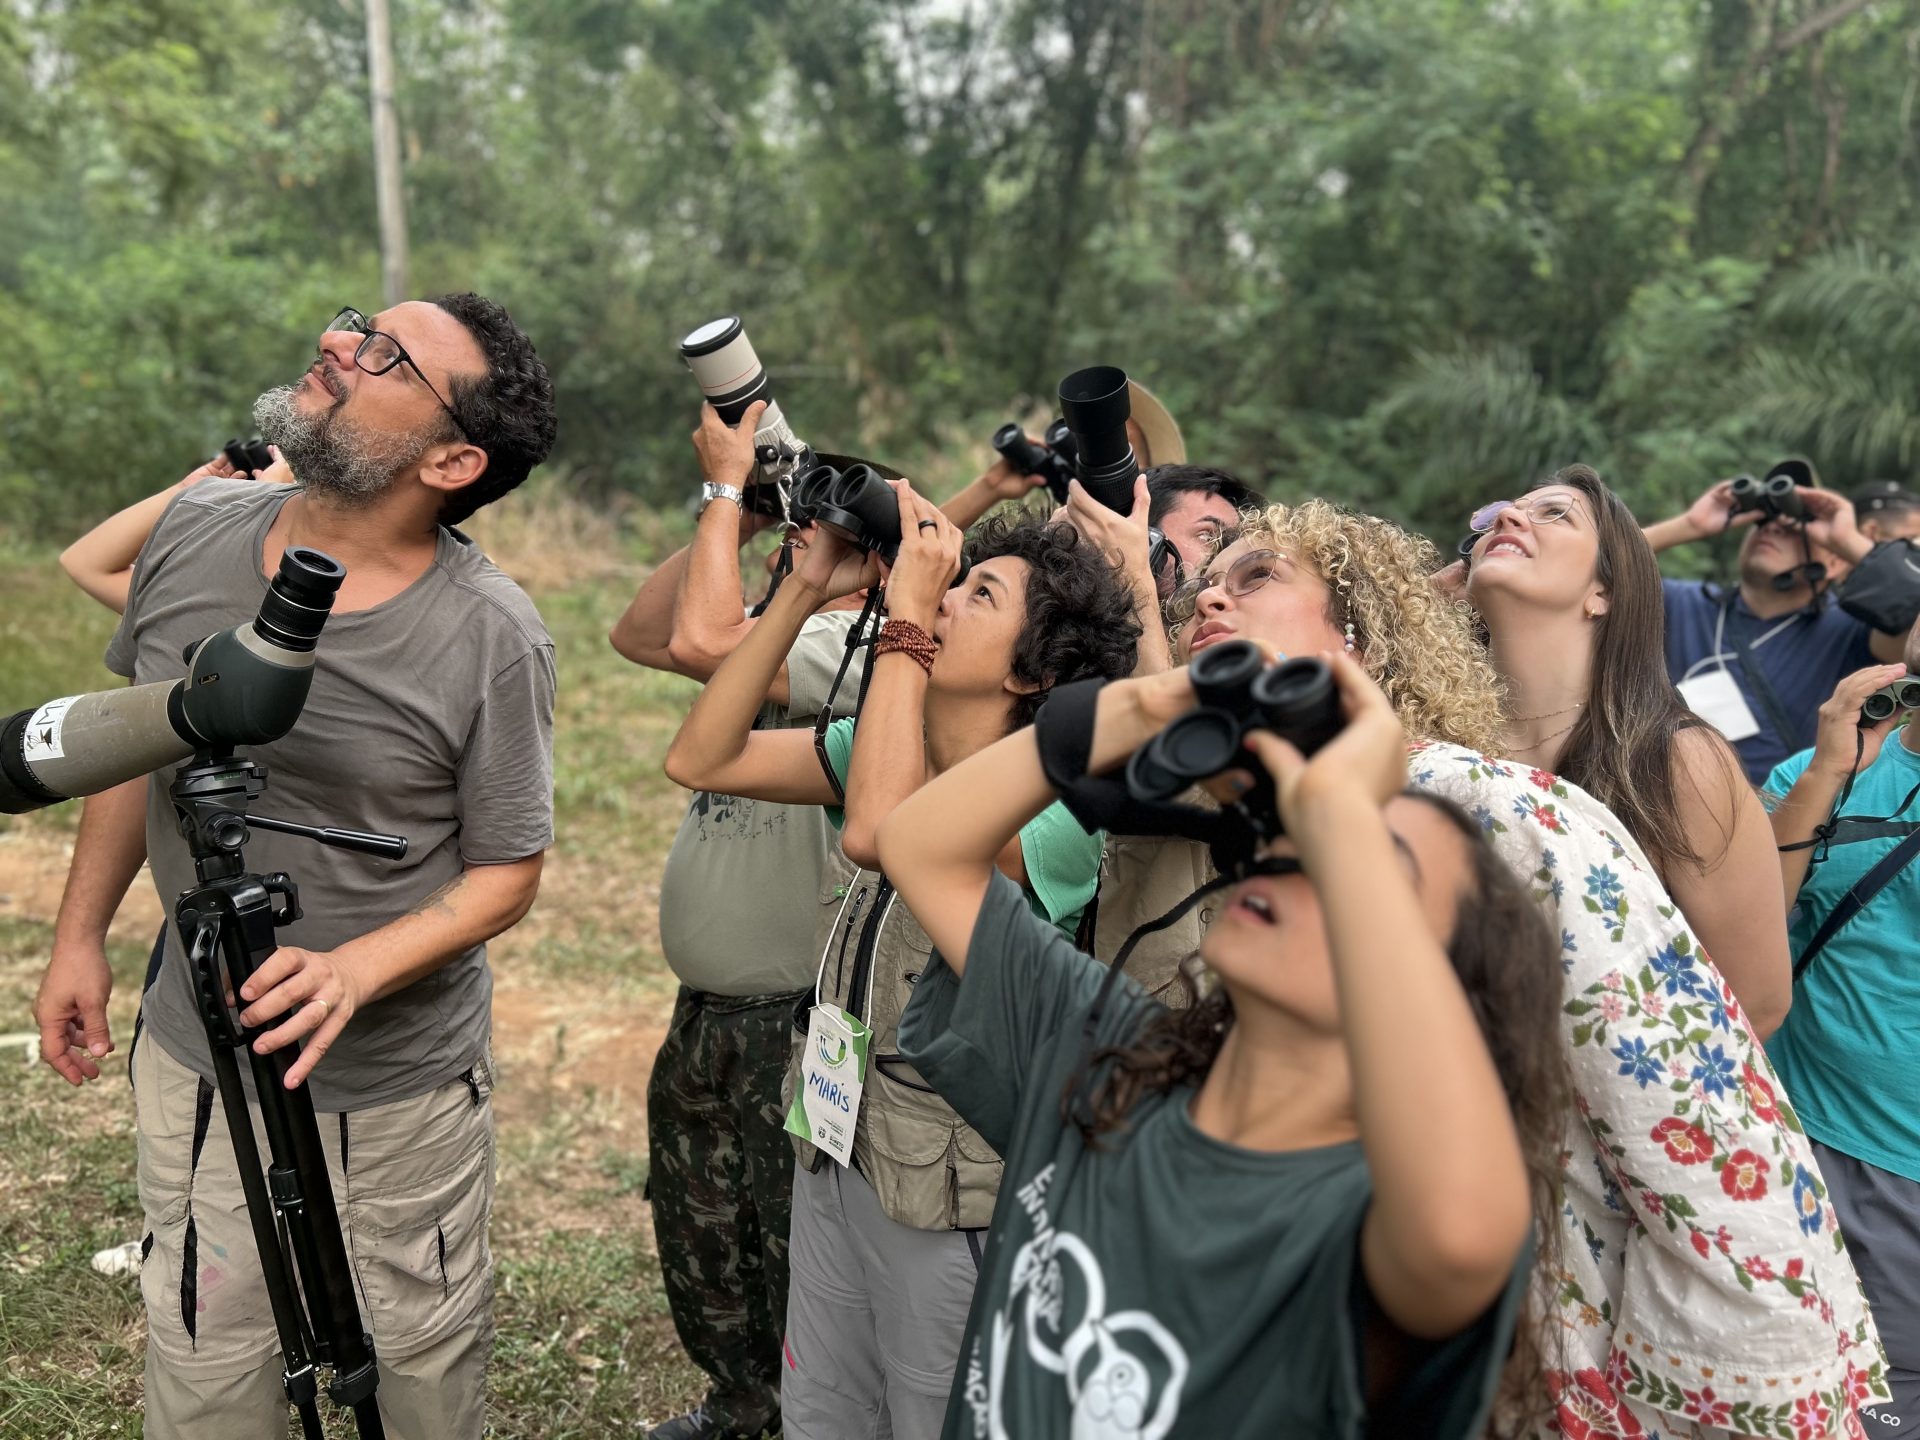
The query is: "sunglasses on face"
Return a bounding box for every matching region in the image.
[327,307,468,437]
[1468,494,1578,534]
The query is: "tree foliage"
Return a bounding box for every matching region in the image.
[1,0,1915,540]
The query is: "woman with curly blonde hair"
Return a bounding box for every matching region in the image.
[1166,499,1504,749]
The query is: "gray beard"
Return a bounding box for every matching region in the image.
[252,382,439,509]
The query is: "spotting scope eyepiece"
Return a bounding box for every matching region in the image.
[1,549,346,814]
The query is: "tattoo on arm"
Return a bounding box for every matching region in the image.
[412,873,469,923]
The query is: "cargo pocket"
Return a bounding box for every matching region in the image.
[865,1071,964,1230]
[345,1093,494,1357]
[952,1123,1005,1231]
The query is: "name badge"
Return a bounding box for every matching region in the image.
[1677,667,1761,742]
[784,1003,869,1167]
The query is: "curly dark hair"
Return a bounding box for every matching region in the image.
[964,516,1142,732]
[1069,792,1567,1435]
[429,292,557,525]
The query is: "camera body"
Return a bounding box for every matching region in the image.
[1126,640,1344,836]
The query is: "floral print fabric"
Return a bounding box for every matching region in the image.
[1409,743,1889,1440]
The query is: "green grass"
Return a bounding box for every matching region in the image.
[0,530,719,1437]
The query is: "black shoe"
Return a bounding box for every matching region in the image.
[648,1404,779,1440]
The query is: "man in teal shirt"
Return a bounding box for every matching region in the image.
[1766,625,1920,1436]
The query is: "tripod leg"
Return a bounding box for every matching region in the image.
[214,902,386,1440]
[186,915,328,1439]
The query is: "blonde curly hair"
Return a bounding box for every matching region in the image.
[1180,500,1504,753]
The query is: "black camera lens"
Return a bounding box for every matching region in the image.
[1251,658,1343,758]
[1188,640,1265,711]
[1058,366,1138,513]
[254,548,346,654]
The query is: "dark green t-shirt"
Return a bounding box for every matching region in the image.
[898,871,1526,1440]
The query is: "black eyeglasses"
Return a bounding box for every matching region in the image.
[328,307,467,437]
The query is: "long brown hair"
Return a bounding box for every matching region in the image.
[1072,793,1567,1434]
[1527,465,1737,877]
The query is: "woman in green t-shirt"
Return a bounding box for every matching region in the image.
[878,654,1568,1439]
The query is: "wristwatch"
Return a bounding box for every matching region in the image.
[699,481,745,515]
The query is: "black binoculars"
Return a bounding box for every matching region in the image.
[789,464,971,586]
[1862,674,1920,725]
[222,436,274,476]
[1730,473,1806,524]
[1127,640,1345,808]
[991,420,1078,504]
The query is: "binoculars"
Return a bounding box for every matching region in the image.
[1126,640,1344,813]
[1862,674,1920,725]
[990,420,1077,504]
[1731,459,1818,524]
[222,436,274,476]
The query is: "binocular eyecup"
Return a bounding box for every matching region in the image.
[990,423,1075,504]
[1126,640,1344,812]
[790,464,971,588]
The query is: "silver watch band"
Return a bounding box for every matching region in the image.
[700,481,746,515]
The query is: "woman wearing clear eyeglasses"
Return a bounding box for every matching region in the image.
[1451,465,1792,1039]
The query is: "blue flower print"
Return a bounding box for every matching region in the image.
[1650,943,1705,998]
[1689,1043,1737,1099]
[1792,1167,1824,1236]
[1586,865,1625,911]
[1613,1036,1663,1089]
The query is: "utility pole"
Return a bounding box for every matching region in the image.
[365,0,409,305]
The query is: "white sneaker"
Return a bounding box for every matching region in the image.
[90,1239,142,1279]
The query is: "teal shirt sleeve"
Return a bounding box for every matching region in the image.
[821,716,856,830]
[1019,801,1104,934]
[1765,747,1815,804]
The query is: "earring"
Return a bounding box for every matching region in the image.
[1343,622,1356,653]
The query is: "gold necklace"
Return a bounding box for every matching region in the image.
[1504,700,1583,724]
[1508,714,1582,753]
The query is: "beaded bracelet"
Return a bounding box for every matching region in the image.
[875,619,938,676]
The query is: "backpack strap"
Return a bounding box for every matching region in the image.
[1794,825,1920,982]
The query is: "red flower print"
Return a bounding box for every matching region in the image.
[1791,1392,1833,1439]
[1529,768,1557,790]
[1744,1063,1779,1123]
[1549,1368,1646,1440]
[1722,1149,1769,1201]
[1787,1257,1805,1279]
[1745,1256,1776,1281]
[1652,1117,1715,1166]
[1640,1190,1665,1216]
[1714,1225,1733,1254]
[1691,1230,1710,1258]
[1682,1385,1733,1426]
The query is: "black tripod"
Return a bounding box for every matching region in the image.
[169,749,407,1440]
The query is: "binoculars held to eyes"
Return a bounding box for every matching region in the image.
[1730,473,1807,524]
[223,437,274,476]
[1862,674,1920,726]
[1126,640,1345,833]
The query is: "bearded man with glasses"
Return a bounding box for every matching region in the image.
[33,295,558,1439]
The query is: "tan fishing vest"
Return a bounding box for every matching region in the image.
[785,840,1200,1232]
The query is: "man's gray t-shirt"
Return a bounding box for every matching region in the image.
[108,480,555,1112]
[657,609,866,996]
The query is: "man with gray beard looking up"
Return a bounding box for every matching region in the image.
[33,296,557,1439]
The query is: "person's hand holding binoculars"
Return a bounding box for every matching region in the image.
[1247,652,1408,861]
[882,481,964,631]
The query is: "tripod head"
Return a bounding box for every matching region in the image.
[171,750,407,886]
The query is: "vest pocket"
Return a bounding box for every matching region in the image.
[864,1069,962,1229]
[951,1123,1006,1230]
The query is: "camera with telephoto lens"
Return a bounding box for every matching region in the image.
[1731,459,1814,524]
[1057,366,1141,514]
[681,316,811,521]
[990,419,1078,504]
[222,436,274,477]
[1126,640,1344,835]
[1861,673,1920,726]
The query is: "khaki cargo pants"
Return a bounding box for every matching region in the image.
[133,1034,497,1440]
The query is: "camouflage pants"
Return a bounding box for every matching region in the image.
[648,985,807,1431]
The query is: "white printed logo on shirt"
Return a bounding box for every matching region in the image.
[965,1165,1190,1440]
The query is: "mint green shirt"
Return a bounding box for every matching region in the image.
[821,716,1102,934]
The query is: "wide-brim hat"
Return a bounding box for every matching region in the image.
[807,451,909,483]
[1126,380,1186,468]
